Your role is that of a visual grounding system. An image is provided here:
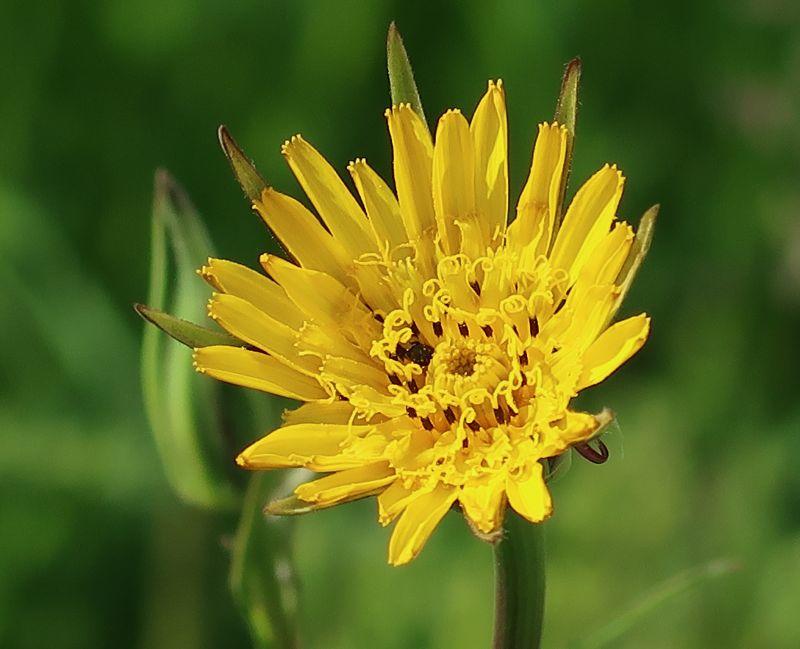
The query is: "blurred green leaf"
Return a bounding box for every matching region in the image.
[386,21,426,125]
[134,303,239,348]
[231,473,300,649]
[142,170,301,647]
[140,169,236,509]
[571,558,739,649]
[218,125,267,203]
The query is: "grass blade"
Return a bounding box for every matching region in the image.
[572,558,739,649]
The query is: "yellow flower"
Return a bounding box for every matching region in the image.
[194,79,651,566]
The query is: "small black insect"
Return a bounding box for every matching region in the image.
[405,341,435,367]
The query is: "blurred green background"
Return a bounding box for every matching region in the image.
[2,1,799,647]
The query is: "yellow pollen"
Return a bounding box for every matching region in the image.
[439,341,477,376]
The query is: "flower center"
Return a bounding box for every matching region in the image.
[442,343,477,377]
[425,338,512,407]
[356,248,578,488]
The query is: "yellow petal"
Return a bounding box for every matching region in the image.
[378,479,419,525]
[350,262,401,315]
[506,462,553,523]
[253,187,352,285]
[294,462,395,505]
[320,355,389,393]
[207,293,319,375]
[282,400,357,426]
[347,384,407,419]
[237,423,380,471]
[508,123,568,256]
[470,80,508,244]
[575,222,634,288]
[546,222,633,335]
[459,477,506,534]
[433,109,475,255]
[297,321,372,365]
[453,212,491,261]
[577,314,650,390]
[388,484,457,565]
[542,283,617,351]
[193,346,327,401]
[386,104,436,268]
[281,135,376,258]
[348,158,408,254]
[577,286,620,349]
[549,164,625,282]
[200,258,305,330]
[261,254,381,350]
[543,409,614,453]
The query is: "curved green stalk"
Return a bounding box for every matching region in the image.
[493,513,546,649]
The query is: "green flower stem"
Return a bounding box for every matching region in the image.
[493,513,546,649]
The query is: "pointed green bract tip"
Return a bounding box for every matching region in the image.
[638,203,659,236]
[265,494,326,516]
[386,21,427,125]
[550,58,582,234]
[609,204,659,323]
[628,204,658,274]
[218,125,266,203]
[135,303,239,349]
[554,57,581,136]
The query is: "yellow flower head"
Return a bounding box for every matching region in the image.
[194,77,651,566]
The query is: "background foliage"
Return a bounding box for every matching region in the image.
[2,1,799,647]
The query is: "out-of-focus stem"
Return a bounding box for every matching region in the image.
[492,512,546,649]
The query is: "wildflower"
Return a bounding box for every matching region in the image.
[195,78,650,565]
